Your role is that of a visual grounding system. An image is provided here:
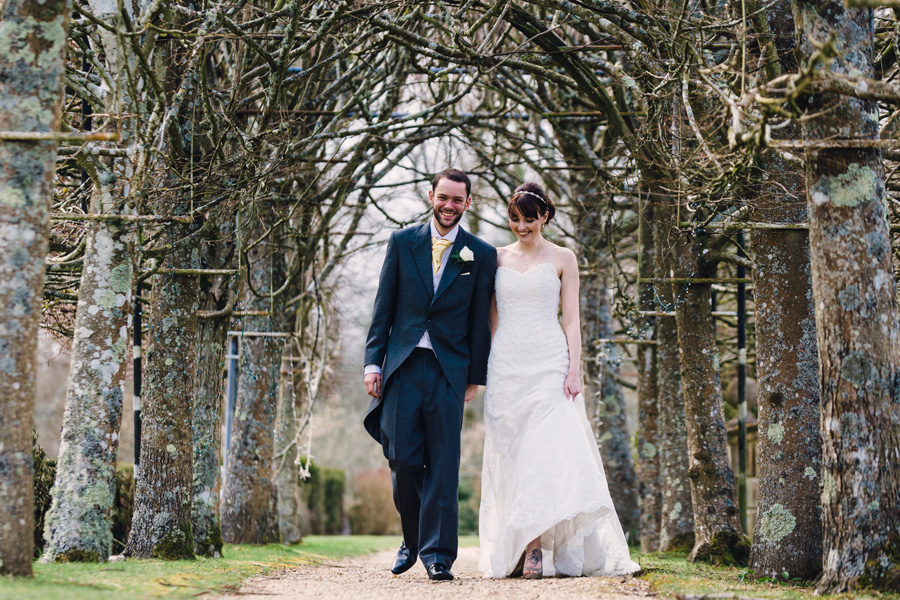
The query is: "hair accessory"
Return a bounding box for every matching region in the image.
[512,190,548,206]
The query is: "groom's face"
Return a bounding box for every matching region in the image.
[429,179,471,233]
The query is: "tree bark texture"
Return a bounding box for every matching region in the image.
[191,311,227,557]
[748,131,823,580]
[636,199,661,553]
[274,343,305,544]
[126,226,201,559]
[745,0,822,582]
[652,215,695,553]
[0,0,71,575]
[221,240,286,544]
[669,229,749,565]
[190,228,233,558]
[792,1,900,591]
[42,220,135,562]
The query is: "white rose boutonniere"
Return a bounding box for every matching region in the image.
[452,246,475,265]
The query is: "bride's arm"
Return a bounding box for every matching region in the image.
[559,249,582,399]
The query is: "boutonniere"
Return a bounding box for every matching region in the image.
[451,246,475,265]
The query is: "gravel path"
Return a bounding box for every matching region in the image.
[217,546,657,600]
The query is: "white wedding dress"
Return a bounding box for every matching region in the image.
[479,262,641,578]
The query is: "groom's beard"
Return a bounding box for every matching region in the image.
[433,206,463,229]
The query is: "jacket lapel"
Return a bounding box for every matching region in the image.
[412,222,434,300]
[433,227,468,304]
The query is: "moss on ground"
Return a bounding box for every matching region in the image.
[638,550,900,600]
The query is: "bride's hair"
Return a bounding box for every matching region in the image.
[508,182,556,223]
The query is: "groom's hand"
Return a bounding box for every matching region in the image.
[464,384,478,404]
[365,373,382,398]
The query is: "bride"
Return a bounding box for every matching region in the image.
[479,182,640,579]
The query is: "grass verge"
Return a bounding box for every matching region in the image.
[0,535,402,600]
[637,551,900,600]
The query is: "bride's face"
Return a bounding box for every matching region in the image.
[508,206,547,243]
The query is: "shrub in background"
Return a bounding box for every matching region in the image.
[300,460,346,535]
[33,431,57,559]
[348,468,401,535]
[112,465,135,555]
[458,478,479,535]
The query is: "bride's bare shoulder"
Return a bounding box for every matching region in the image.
[496,244,516,264]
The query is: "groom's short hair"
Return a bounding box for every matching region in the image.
[432,168,471,198]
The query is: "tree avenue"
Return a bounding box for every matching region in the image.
[1,0,899,594]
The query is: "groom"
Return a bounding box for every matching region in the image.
[363,168,496,581]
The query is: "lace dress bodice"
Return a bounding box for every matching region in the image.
[491,263,568,367]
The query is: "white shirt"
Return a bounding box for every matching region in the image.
[364,220,459,376]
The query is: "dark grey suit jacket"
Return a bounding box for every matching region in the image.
[363,222,497,443]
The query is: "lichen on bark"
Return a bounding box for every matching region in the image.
[0,0,72,575]
[126,224,201,560]
[191,232,232,557]
[792,0,900,592]
[651,198,695,553]
[42,223,135,563]
[221,225,286,545]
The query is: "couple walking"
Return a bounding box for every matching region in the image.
[363,169,639,581]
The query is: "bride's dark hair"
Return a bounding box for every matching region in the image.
[508,182,556,224]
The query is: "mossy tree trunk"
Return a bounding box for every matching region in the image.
[41,10,140,559]
[748,138,822,580]
[792,0,900,591]
[745,2,823,578]
[126,225,201,559]
[221,230,286,544]
[670,232,749,565]
[575,205,640,537]
[190,219,234,558]
[636,199,661,553]
[652,210,695,553]
[191,291,230,557]
[41,219,135,562]
[0,0,71,575]
[274,340,306,544]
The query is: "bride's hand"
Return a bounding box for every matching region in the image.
[565,371,581,400]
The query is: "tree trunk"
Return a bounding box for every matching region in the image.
[652,215,695,553]
[221,238,286,544]
[742,0,823,582]
[41,220,135,562]
[636,200,661,553]
[190,226,233,558]
[41,21,139,555]
[594,279,641,538]
[274,342,304,544]
[581,266,641,537]
[191,311,227,557]
[792,1,900,591]
[0,0,71,575]
[669,227,749,565]
[126,225,200,559]
[748,129,822,584]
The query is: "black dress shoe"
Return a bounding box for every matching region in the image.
[391,542,417,575]
[426,562,454,581]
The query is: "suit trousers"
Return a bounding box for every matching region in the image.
[381,348,462,568]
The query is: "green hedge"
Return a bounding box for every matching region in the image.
[301,461,346,535]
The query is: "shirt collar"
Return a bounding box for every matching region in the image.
[430,219,460,242]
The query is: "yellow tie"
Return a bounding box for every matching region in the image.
[432,237,453,274]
